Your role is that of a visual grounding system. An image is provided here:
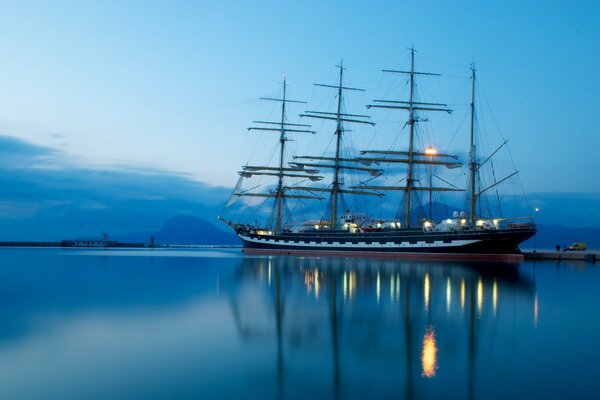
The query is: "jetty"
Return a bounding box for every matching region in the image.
[523,250,598,262]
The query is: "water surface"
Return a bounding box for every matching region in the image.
[0,248,598,399]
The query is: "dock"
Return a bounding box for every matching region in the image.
[0,241,145,248]
[523,250,599,262]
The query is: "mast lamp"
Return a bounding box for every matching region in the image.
[425,146,438,156]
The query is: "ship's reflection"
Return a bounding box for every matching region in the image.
[227,257,535,400]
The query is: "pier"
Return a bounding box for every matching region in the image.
[523,250,599,262]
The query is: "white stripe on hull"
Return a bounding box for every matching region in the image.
[239,234,480,249]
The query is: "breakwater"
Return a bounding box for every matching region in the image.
[523,250,598,262]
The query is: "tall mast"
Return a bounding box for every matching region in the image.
[405,47,416,228]
[465,65,517,223]
[365,48,453,228]
[299,61,376,230]
[275,78,287,234]
[331,61,344,229]
[245,79,317,233]
[469,65,477,225]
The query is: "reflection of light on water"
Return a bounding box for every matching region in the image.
[534,294,539,327]
[477,277,483,315]
[304,270,312,295]
[267,260,272,286]
[424,273,430,312]
[446,277,451,313]
[349,271,356,300]
[421,327,438,378]
[303,268,320,298]
[390,274,400,302]
[493,278,498,316]
[460,279,466,312]
[258,260,264,281]
[341,271,356,301]
[376,271,381,304]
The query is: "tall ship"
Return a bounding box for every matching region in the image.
[220,49,536,261]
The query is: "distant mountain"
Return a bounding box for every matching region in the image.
[154,215,240,245]
[111,215,240,245]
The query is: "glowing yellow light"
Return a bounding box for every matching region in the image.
[477,277,483,315]
[493,278,498,316]
[342,271,348,300]
[446,277,451,312]
[390,274,395,301]
[304,270,312,294]
[476,220,484,227]
[268,261,272,286]
[446,219,452,224]
[461,219,466,225]
[534,294,539,327]
[424,273,430,312]
[396,274,401,298]
[376,271,381,304]
[424,221,432,229]
[314,270,320,299]
[424,146,438,156]
[314,225,319,230]
[460,279,466,312]
[421,327,438,378]
[493,219,498,225]
[349,271,356,299]
[377,223,382,228]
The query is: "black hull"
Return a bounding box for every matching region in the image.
[235,227,536,261]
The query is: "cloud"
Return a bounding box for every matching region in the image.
[0,135,231,241]
[0,135,597,241]
[0,135,59,169]
[0,201,41,219]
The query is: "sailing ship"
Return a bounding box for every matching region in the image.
[220,49,536,261]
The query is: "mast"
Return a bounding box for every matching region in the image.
[331,62,344,229]
[364,48,454,228]
[465,66,518,221]
[299,61,376,230]
[243,79,318,233]
[469,65,477,226]
[405,48,416,228]
[275,78,287,234]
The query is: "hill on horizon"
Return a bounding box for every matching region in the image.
[113,215,239,246]
[155,215,239,245]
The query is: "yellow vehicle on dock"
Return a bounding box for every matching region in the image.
[566,242,587,251]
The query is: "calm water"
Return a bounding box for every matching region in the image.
[0,248,598,399]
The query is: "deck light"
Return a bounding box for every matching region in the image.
[425,146,437,156]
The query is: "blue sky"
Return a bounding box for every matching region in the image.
[0,0,599,240]
[0,0,598,192]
